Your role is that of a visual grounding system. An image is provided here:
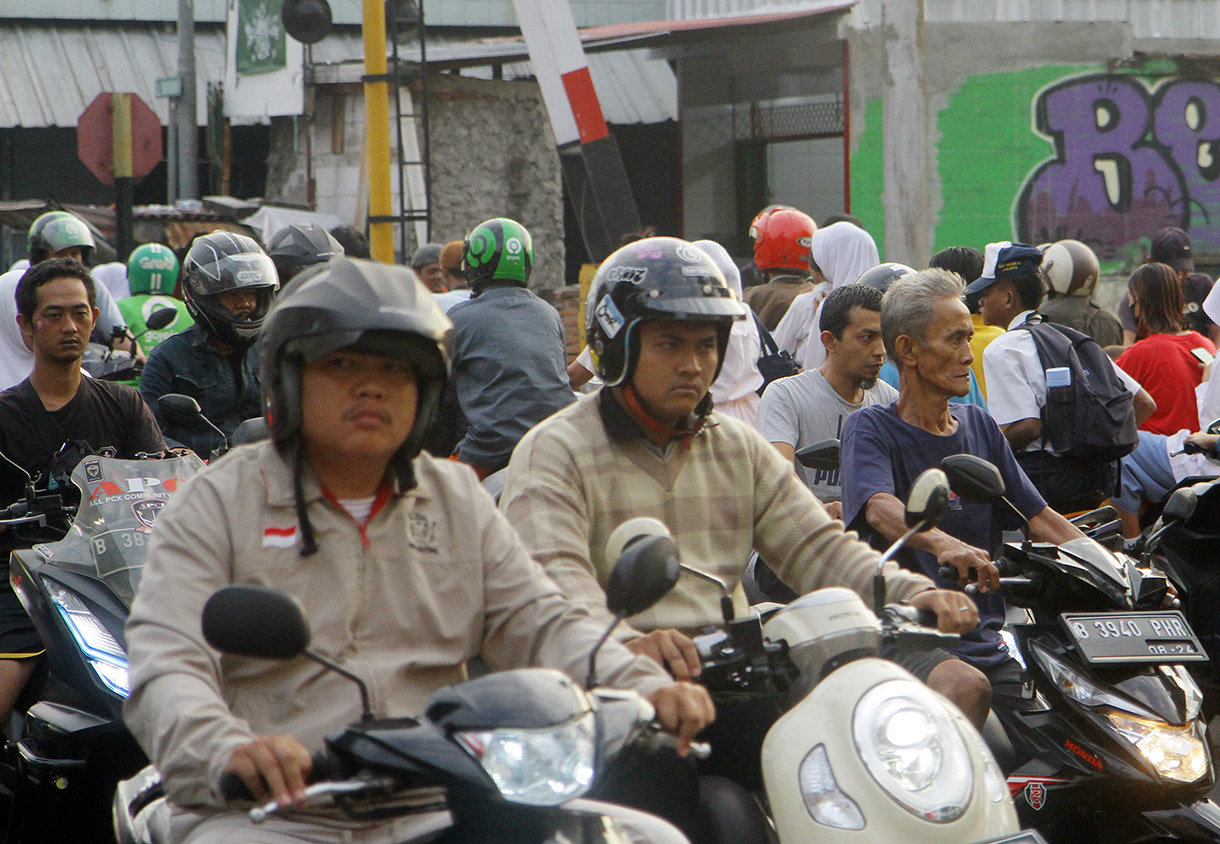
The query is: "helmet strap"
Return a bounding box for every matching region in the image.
[293,446,320,557]
[620,383,708,451]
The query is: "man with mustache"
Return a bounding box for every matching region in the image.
[501,238,982,792]
[0,257,164,724]
[124,258,712,843]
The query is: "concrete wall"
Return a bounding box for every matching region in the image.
[844,16,1220,274]
[266,73,565,289]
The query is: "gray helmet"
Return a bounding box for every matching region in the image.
[28,211,95,264]
[585,237,745,387]
[182,231,279,351]
[855,262,916,293]
[259,257,454,479]
[267,223,345,283]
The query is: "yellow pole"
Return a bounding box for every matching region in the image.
[362,0,394,263]
[112,93,133,179]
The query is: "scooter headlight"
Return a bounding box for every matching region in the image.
[45,580,129,697]
[456,712,596,806]
[1104,711,1209,784]
[853,680,973,822]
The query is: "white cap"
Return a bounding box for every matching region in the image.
[980,241,1012,280]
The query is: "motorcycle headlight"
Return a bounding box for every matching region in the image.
[1104,710,1209,784]
[1031,643,1156,718]
[853,680,973,822]
[964,720,1009,804]
[456,712,596,806]
[45,580,129,697]
[797,744,865,829]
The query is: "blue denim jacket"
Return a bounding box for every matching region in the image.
[140,324,262,458]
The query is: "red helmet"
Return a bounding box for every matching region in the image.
[752,208,816,272]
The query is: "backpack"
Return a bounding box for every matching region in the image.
[1018,316,1138,462]
[750,311,802,395]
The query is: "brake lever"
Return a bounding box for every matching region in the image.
[250,777,398,823]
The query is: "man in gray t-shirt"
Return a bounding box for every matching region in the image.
[758,285,897,517]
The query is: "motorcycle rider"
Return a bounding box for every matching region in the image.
[500,237,984,788]
[448,217,574,477]
[115,243,194,357]
[0,210,136,390]
[266,222,345,286]
[0,258,165,725]
[841,267,1086,718]
[124,257,712,844]
[140,232,279,458]
[742,207,817,330]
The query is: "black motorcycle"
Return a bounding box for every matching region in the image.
[0,451,203,843]
[942,454,1220,844]
[114,533,747,844]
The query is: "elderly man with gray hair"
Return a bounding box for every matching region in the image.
[840,268,1084,718]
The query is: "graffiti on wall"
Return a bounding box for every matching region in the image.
[1017,73,1220,259]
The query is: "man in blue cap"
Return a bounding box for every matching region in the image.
[970,241,1155,511]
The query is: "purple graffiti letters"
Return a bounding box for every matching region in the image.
[1018,75,1185,260]
[1153,79,1220,251]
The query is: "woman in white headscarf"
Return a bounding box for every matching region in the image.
[694,239,764,427]
[772,221,880,369]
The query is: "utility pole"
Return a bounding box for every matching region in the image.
[178,0,199,200]
[362,0,394,262]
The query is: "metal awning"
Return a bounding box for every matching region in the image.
[403,3,857,70]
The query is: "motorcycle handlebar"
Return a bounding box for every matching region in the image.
[218,751,335,801]
[937,557,1022,584]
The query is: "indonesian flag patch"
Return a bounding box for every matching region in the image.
[263,526,298,548]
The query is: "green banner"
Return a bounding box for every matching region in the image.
[236,0,286,76]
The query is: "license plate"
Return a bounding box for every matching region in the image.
[1060,611,1209,664]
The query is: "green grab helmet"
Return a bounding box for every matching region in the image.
[127,243,180,295]
[462,217,534,294]
[28,211,95,264]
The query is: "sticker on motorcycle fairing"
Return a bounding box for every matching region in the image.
[132,499,164,531]
[1063,737,1103,770]
[1007,775,1069,811]
[84,459,102,484]
[595,295,625,339]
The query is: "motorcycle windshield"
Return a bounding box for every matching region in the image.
[33,454,205,607]
[1057,536,1132,606]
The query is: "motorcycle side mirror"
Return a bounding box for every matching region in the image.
[202,585,376,720]
[144,307,178,332]
[1206,417,1220,436]
[941,454,1006,502]
[158,393,205,423]
[202,585,311,659]
[1162,487,1198,524]
[606,535,681,618]
[905,468,950,530]
[795,439,841,471]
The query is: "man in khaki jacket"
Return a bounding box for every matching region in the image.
[124,258,712,844]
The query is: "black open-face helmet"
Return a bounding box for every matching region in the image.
[585,237,745,388]
[181,232,279,351]
[259,256,454,481]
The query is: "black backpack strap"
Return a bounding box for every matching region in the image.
[751,309,781,357]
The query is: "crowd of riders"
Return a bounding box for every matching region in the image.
[0,202,1218,843]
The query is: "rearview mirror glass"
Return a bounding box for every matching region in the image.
[202,585,311,660]
[795,439,841,471]
[606,535,680,618]
[941,454,1006,502]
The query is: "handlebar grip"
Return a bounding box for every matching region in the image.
[916,608,939,628]
[219,751,334,801]
[937,564,958,582]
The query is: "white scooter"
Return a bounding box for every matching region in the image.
[607,467,1037,844]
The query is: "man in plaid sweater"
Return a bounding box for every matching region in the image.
[501,238,990,755]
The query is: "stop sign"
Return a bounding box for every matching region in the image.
[77,93,163,185]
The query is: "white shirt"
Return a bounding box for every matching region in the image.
[772,281,830,360]
[983,310,1142,454]
[0,267,127,391]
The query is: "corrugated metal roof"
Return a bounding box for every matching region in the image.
[0,21,226,128]
[467,50,679,124]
